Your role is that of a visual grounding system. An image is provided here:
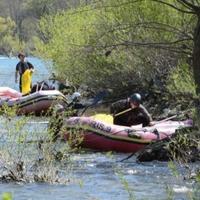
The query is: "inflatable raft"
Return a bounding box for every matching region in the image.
[0,87,67,115]
[63,116,193,153]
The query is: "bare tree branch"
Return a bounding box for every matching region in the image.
[107,42,191,54]
[152,0,195,14]
[195,0,200,6]
[65,37,192,55]
[177,0,195,10]
[93,21,193,49]
[177,0,200,12]
[68,0,142,16]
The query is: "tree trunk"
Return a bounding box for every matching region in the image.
[192,16,200,126]
[193,17,200,94]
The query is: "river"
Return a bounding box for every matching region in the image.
[0,56,198,200]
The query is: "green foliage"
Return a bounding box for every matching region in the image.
[165,185,174,200]
[26,0,77,18]
[0,106,73,184]
[35,0,195,96]
[0,0,77,55]
[167,60,196,95]
[117,170,135,200]
[2,193,12,200]
[0,17,24,55]
[168,161,179,178]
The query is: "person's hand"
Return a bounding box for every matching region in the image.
[131,124,143,130]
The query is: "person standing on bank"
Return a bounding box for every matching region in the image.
[110,93,153,127]
[15,52,34,93]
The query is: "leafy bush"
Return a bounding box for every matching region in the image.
[167,60,196,96]
[0,17,24,55]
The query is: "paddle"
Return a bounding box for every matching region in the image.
[26,90,107,125]
[127,114,183,134]
[115,108,185,127]
[154,115,178,124]
[154,109,190,125]
[114,108,132,117]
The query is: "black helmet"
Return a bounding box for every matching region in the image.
[130,93,142,104]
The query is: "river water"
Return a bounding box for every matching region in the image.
[0,56,198,200]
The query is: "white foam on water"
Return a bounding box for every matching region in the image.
[173,185,193,193]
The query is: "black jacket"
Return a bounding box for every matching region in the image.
[16,61,34,75]
[110,99,152,127]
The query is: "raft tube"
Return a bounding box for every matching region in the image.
[0,87,67,115]
[63,117,193,153]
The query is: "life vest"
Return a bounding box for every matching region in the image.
[21,69,33,95]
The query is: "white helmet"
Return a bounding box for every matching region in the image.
[71,92,81,101]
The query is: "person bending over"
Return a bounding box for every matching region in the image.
[110,93,152,127]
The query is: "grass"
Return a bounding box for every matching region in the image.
[2,193,12,200]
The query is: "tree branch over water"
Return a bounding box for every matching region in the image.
[177,0,200,13]
[151,0,195,14]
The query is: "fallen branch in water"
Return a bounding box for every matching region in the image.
[119,126,199,163]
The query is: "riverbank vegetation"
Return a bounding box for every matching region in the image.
[0,0,80,56]
[33,1,198,97]
[0,107,74,184]
[0,1,199,100]
[37,1,200,195]
[34,0,200,166]
[0,0,200,198]
[0,1,198,97]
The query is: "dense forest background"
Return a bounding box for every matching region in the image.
[0,0,200,105]
[0,0,81,55]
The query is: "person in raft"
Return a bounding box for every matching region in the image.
[110,93,153,127]
[15,52,34,94]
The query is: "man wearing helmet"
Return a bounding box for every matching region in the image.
[110,93,152,127]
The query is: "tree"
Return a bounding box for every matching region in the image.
[0,16,24,55]
[146,0,200,123]
[35,0,194,97]
[0,0,81,53]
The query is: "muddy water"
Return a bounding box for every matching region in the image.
[0,56,198,200]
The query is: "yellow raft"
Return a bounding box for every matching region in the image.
[92,113,113,124]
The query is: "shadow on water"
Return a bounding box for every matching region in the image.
[0,56,199,200]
